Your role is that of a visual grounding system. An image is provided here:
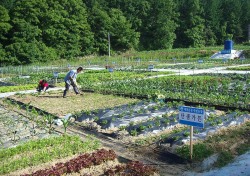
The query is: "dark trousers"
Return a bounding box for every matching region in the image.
[37,85,49,92]
[63,82,79,97]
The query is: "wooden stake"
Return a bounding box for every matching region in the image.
[190,126,193,160]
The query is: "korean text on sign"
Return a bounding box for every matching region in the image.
[179,106,205,128]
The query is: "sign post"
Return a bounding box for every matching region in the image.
[179,106,205,160]
[190,126,193,159]
[53,72,59,85]
[148,65,154,71]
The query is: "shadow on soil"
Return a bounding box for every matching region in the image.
[153,148,190,164]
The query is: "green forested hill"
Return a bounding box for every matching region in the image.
[0,0,249,65]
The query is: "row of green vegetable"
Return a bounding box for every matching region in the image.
[78,74,250,109]
[0,70,172,92]
[0,135,100,174]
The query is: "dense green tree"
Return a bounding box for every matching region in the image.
[6,40,57,64]
[87,4,112,54]
[0,5,12,64]
[104,0,148,33]
[6,0,94,64]
[6,0,57,64]
[220,0,243,43]
[175,0,205,48]
[240,0,250,42]
[87,2,139,54]
[201,0,222,45]
[43,0,94,57]
[139,0,178,50]
[0,5,12,43]
[0,0,16,10]
[108,8,139,52]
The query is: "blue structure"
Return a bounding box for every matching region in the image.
[224,40,233,50]
[221,40,233,54]
[210,39,243,59]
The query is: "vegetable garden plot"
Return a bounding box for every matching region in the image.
[0,135,105,176]
[0,101,159,176]
[2,92,250,175]
[0,104,60,149]
[8,91,139,117]
[85,75,250,110]
[6,73,65,86]
[154,62,226,70]
[7,90,250,148]
[0,65,69,78]
[75,100,250,147]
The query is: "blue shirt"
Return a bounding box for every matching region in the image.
[64,70,77,84]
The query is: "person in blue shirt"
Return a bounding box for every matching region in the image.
[63,66,83,98]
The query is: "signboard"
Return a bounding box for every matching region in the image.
[179,106,205,128]
[148,65,154,70]
[53,72,59,78]
[198,59,203,64]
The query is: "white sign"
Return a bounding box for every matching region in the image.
[179,106,205,128]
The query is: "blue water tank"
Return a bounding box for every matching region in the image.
[224,40,233,50]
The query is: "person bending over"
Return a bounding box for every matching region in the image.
[63,66,83,98]
[37,80,49,92]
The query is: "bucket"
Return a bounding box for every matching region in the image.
[224,40,233,50]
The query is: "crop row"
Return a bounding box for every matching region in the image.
[76,99,249,139]
[76,100,182,135]
[21,149,157,176]
[0,134,100,175]
[21,149,116,176]
[79,75,250,109]
[0,84,36,93]
[0,70,171,92]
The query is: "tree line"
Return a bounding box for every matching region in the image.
[0,0,249,65]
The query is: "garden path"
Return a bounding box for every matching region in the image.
[0,87,64,98]
[154,63,250,76]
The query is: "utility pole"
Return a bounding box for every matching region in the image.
[108,32,111,57]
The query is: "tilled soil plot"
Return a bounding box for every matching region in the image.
[0,104,60,148]
[8,91,139,117]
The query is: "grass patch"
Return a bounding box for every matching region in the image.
[176,143,213,161]
[214,151,234,168]
[0,135,100,174]
[236,143,250,155]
